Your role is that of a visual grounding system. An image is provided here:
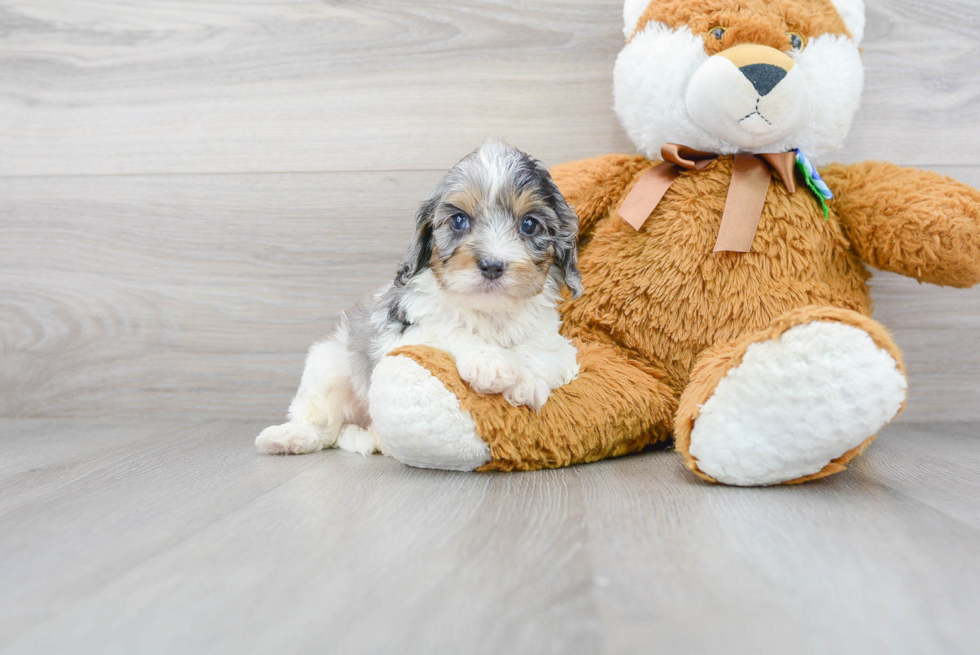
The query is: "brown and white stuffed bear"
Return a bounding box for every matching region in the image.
[368,0,980,485]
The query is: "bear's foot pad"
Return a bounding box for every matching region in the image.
[370,355,492,471]
[690,321,907,486]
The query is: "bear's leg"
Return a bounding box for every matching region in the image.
[369,341,677,471]
[675,306,908,486]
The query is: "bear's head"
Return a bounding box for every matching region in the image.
[614,0,865,163]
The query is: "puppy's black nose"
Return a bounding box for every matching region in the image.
[739,63,787,96]
[478,258,506,280]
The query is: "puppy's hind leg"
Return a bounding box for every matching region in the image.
[336,424,385,456]
[256,336,359,455]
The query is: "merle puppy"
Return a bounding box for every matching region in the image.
[256,138,583,456]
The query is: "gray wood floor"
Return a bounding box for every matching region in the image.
[0,418,978,655]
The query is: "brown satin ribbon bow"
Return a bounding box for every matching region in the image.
[617,144,798,253]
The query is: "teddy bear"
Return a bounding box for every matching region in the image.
[366,0,980,485]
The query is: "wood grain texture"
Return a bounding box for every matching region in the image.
[2,1,980,419]
[0,419,599,655]
[579,424,980,655]
[0,0,632,176]
[0,418,977,654]
[1,0,979,177]
[0,171,428,417]
[3,168,980,420]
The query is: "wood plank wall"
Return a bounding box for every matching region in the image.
[2,0,979,420]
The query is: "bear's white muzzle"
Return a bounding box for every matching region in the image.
[686,44,810,150]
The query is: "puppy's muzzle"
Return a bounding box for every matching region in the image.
[478,258,506,280]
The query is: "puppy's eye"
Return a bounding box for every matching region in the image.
[450,213,469,231]
[520,217,541,236]
[709,26,726,40]
[788,32,805,51]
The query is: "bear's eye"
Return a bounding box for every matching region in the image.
[450,213,470,231]
[788,32,806,52]
[709,26,726,41]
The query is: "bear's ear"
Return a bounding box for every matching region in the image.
[828,0,866,44]
[622,0,652,39]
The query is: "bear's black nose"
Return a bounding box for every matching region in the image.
[739,63,787,96]
[478,258,506,280]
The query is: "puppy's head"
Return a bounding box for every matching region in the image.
[395,138,582,309]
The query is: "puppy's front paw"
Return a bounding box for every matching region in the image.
[457,352,520,394]
[558,361,580,386]
[502,374,551,411]
[255,422,322,455]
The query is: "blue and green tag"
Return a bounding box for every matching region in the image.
[795,149,833,219]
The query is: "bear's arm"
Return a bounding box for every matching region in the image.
[550,154,651,239]
[821,161,980,288]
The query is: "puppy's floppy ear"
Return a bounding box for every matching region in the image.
[535,162,583,299]
[395,195,436,287]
